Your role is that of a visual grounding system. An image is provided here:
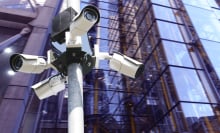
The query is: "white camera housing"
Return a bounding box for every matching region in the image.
[70,5,100,38]
[32,74,66,100]
[109,53,144,78]
[94,44,144,78]
[10,54,48,73]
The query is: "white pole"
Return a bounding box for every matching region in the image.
[68,63,84,133]
[67,0,84,133]
[67,0,80,13]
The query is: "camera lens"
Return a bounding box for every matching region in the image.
[12,55,23,71]
[135,64,145,78]
[84,9,97,21]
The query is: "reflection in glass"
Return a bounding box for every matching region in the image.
[183,0,210,10]
[181,102,214,118]
[157,21,184,42]
[170,67,209,102]
[183,0,219,9]
[201,39,220,79]
[185,5,220,42]
[151,0,171,7]
[153,5,176,22]
[162,40,194,67]
[213,9,220,20]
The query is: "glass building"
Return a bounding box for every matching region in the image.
[0,0,220,133]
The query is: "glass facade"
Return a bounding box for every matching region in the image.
[108,0,220,132]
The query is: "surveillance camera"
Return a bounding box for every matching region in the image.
[51,7,78,43]
[93,44,144,78]
[32,74,66,100]
[109,53,144,78]
[10,54,48,73]
[70,5,100,38]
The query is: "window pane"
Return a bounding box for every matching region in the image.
[153,5,176,22]
[162,41,194,67]
[170,67,210,102]
[183,0,212,10]
[157,20,184,42]
[201,39,220,79]
[183,0,219,9]
[151,0,171,6]
[181,102,214,118]
[207,0,219,8]
[185,5,220,42]
[213,9,220,20]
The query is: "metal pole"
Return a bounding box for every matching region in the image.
[67,0,80,12]
[0,27,30,50]
[67,0,83,133]
[68,63,84,133]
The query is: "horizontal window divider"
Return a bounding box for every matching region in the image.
[168,64,204,71]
